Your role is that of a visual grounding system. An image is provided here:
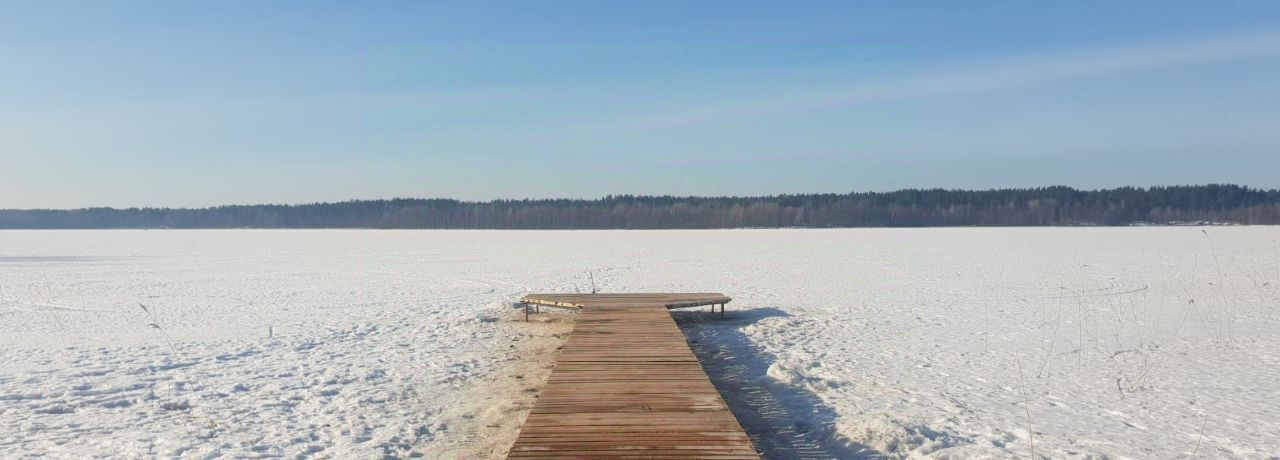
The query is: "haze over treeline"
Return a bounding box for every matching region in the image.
[1,185,1277,229]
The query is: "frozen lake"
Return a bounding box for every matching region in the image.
[1,228,1278,458]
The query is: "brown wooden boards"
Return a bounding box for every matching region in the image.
[507,294,758,459]
[522,293,731,310]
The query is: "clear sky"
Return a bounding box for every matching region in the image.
[3,1,1280,208]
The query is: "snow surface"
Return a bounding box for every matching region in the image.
[1,228,1278,459]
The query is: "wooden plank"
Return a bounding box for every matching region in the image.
[522,293,732,311]
[506,293,758,459]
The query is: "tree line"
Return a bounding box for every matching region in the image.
[2,185,1278,229]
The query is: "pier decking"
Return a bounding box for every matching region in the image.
[507,293,758,459]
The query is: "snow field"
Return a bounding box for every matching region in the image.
[1,228,1278,458]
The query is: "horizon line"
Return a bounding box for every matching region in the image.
[2,183,1272,212]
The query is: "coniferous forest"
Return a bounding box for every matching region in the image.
[2,185,1278,229]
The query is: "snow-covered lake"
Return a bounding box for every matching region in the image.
[1,228,1277,459]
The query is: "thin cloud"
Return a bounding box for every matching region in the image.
[629,31,1280,129]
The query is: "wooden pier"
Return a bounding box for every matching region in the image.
[507,293,758,459]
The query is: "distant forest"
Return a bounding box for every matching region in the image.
[2,185,1279,229]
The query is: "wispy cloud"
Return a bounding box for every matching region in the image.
[629,31,1280,129]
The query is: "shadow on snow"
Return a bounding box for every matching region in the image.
[673,307,884,460]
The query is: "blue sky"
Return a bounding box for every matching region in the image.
[3,1,1280,208]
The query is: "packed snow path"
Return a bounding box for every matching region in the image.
[510,293,758,459]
